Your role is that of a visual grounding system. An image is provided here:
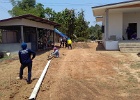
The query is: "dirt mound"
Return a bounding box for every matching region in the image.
[72,42,90,49]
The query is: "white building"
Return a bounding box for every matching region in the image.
[92,0,140,51]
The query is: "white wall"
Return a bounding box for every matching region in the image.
[101,12,122,50]
[123,12,140,38]
[0,43,31,52]
[105,41,119,50]
[102,14,106,42]
[108,12,123,40]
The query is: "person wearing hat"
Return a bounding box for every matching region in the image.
[48,46,59,60]
[52,47,59,58]
[18,42,36,84]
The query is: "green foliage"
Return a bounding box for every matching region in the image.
[44,8,91,40]
[88,24,102,40]
[62,9,75,38]
[76,37,86,42]
[18,0,36,9]
[137,72,140,78]
[130,62,140,69]
[8,0,45,17]
[45,7,56,21]
[127,75,138,83]
[74,10,89,39]
[8,1,102,40]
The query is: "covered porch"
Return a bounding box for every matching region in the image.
[92,0,140,52]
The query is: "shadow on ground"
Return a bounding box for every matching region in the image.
[96,43,105,51]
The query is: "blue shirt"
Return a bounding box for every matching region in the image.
[19,49,36,65]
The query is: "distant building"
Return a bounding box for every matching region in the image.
[0,14,60,52]
[92,0,140,51]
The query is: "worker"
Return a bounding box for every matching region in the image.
[18,42,36,84]
[60,37,64,47]
[67,38,72,49]
[52,47,59,57]
[48,47,59,60]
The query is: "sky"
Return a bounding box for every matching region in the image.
[0,0,129,26]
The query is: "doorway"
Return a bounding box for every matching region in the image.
[128,23,137,33]
[128,23,137,39]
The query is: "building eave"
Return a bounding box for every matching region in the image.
[92,0,140,17]
[0,14,61,27]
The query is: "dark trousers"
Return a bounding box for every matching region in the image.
[128,33,132,40]
[67,44,72,49]
[19,63,32,82]
[60,42,64,47]
[65,42,67,48]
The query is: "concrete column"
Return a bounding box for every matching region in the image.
[105,9,109,40]
[53,30,55,45]
[36,27,38,50]
[21,26,24,42]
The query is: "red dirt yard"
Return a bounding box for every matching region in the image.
[0,42,140,100]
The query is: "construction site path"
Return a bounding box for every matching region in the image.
[0,42,140,100]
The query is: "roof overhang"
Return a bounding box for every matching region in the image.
[96,17,103,22]
[0,14,60,27]
[92,0,140,17]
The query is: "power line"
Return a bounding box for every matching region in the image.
[0,0,105,6]
[38,2,104,6]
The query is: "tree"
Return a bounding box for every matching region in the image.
[45,8,76,39]
[8,0,45,18]
[18,0,36,9]
[34,3,45,18]
[62,9,75,38]
[74,10,89,39]
[88,24,102,40]
[44,8,90,40]
[45,7,56,21]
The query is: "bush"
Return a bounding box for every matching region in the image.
[76,37,86,42]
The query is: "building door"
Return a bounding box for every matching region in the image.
[128,23,137,39]
[129,23,137,33]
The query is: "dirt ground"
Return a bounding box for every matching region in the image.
[0,42,140,100]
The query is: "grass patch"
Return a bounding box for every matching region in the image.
[0,54,18,62]
[0,92,2,96]
[130,62,140,69]
[128,88,140,94]
[0,56,11,62]
[127,75,138,83]
[137,72,140,78]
